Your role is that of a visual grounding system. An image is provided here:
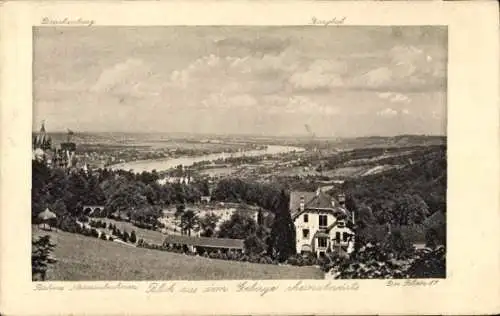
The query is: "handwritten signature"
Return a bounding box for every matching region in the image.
[41,17,95,26]
[386,279,440,287]
[310,16,346,26]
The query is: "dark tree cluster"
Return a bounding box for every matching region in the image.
[32,160,210,230]
[339,145,446,227]
[324,242,445,279]
[211,178,286,212]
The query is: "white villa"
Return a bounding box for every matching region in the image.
[290,189,355,257]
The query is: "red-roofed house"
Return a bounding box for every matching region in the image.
[290,189,355,257]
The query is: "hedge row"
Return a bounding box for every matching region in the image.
[136,239,281,265]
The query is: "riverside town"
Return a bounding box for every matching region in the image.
[32,25,446,282]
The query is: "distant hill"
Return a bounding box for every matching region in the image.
[337,135,446,149]
[334,144,446,226]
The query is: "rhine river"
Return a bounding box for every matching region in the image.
[109,145,304,173]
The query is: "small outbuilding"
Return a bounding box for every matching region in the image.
[37,208,57,231]
[163,235,245,254]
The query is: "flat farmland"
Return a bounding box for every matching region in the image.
[199,167,237,177]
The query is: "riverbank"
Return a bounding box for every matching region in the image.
[108,145,304,173]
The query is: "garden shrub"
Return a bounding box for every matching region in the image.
[130,231,137,243]
[32,235,57,281]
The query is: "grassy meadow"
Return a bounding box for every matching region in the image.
[33,229,324,281]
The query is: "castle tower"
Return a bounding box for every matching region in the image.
[59,129,77,169]
[34,121,52,151]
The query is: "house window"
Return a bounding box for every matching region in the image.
[303,214,308,223]
[302,229,310,239]
[319,215,328,228]
[337,220,345,228]
[335,232,341,242]
[343,232,349,242]
[318,237,328,248]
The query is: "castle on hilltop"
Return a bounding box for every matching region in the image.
[32,121,80,170]
[32,121,52,151]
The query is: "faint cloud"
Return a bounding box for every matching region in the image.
[377,91,411,103]
[432,110,442,120]
[288,59,346,91]
[201,92,257,110]
[345,44,445,92]
[266,95,340,116]
[90,58,159,98]
[377,108,399,118]
[289,71,343,91]
[91,58,144,91]
[355,67,393,88]
[214,36,290,55]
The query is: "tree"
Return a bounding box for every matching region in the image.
[105,181,148,219]
[32,235,57,281]
[199,179,210,196]
[90,228,100,238]
[131,205,162,228]
[382,230,414,260]
[328,243,409,279]
[130,230,137,243]
[269,189,296,262]
[244,234,267,255]
[175,204,185,218]
[180,210,198,236]
[345,193,358,214]
[257,209,264,225]
[406,246,446,278]
[393,194,430,225]
[51,199,68,223]
[425,225,446,249]
[144,184,160,205]
[218,212,257,239]
[199,213,220,237]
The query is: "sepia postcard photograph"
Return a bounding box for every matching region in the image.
[31,25,447,282]
[1,1,499,315]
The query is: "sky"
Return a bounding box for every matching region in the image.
[33,26,447,137]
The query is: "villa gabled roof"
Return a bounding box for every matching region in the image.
[305,191,335,209]
[289,191,317,217]
[289,190,354,223]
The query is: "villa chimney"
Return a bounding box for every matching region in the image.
[299,196,305,212]
[330,198,336,208]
